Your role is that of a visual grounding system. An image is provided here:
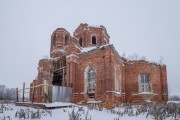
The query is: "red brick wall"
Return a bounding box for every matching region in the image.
[110,47,126,103]
[124,61,168,102]
[74,23,110,47]
[29,23,168,106]
[71,45,127,105]
[72,46,112,103]
[161,65,168,101]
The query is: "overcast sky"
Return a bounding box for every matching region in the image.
[0,0,180,96]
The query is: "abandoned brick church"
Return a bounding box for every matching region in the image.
[30,23,168,106]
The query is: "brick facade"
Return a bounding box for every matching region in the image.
[30,23,168,106]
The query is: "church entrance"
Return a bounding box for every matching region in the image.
[52,56,66,86]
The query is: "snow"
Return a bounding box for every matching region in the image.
[43,102,74,108]
[50,48,65,54]
[66,54,79,58]
[167,101,180,104]
[48,44,112,57]
[16,102,32,103]
[75,45,82,51]
[81,46,97,53]
[138,92,157,95]
[0,103,177,120]
[49,57,59,61]
[80,44,111,53]
[87,101,102,104]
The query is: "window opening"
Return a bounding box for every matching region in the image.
[140,74,150,92]
[65,34,69,45]
[79,37,83,47]
[115,68,120,92]
[104,40,106,45]
[88,67,95,99]
[92,35,97,45]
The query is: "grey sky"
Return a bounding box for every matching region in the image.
[0,0,180,96]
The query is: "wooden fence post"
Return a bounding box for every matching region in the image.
[16,88,18,102]
[22,82,25,102]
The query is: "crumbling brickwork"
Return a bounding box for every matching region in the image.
[30,23,168,107]
[125,61,168,103]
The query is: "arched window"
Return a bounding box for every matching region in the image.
[79,37,83,47]
[64,34,69,45]
[104,40,107,45]
[115,68,120,92]
[91,35,97,45]
[88,67,95,93]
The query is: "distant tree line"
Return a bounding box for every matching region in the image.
[169,95,180,101]
[0,85,16,100]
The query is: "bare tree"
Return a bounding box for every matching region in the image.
[0,85,16,100]
[140,56,147,61]
[0,85,5,99]
[169,95,180,101]
[159,56,164,65]
[127,53,140,61]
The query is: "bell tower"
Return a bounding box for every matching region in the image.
[73,23,110,48]
[50,28,71,57]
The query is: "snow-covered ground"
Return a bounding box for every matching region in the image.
[0,102,179,120]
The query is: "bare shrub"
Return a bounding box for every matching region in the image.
[68,108,81,120]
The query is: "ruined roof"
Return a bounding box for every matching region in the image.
[79,44,112,54]
[125,59,165,66]
[74,23,110,38]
